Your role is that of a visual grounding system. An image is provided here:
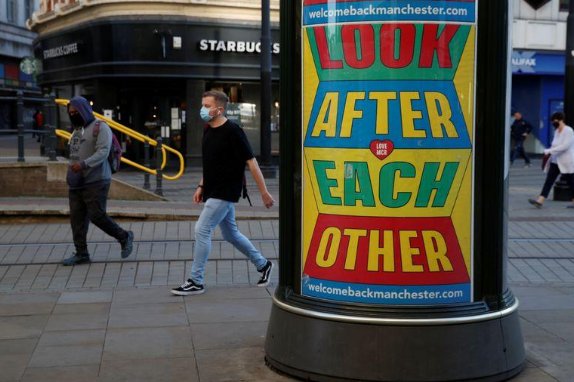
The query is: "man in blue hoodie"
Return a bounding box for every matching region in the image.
[62,96,134,266]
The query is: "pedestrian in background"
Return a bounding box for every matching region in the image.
[510,111,532,167]
[62,96,134,266]
[32,108,44,142]
[171,90,275,296]
[528,112,574,209]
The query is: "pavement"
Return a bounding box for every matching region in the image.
[1,135,574,381]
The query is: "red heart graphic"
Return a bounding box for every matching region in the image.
[369,140,394,160]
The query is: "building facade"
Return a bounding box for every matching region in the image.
[512,0,569,152]
[0,0,40,130]
[28,0,280,165]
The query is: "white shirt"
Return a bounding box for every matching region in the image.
[544,125,574,174]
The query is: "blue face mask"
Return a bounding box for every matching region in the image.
[200,106,214,122]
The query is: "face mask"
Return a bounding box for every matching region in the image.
[552,121,560,129]
[200,106,214,122]
[69,112,84,127]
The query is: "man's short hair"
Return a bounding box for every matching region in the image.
[551,112,565,121]
[203,90,229,107]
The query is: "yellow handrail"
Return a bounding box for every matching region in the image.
[54,98,185,180]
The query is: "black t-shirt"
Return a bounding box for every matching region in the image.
[202,119,254,202]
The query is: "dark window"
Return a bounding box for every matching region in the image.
[25,0,34,19]
[560,0,569,12]
[6,0,17,23]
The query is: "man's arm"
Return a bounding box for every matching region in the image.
[246,158,275,208]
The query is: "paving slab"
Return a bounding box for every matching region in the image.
[0,315,48,340]
[57,290,114,304]
[28,343,103,368]
[0,292,58,316]
[0,339,37,382]
[20,365,100,382]
[195,347,292,382]
[103,326,194,361]
[98,357,199,382]
[44,312,109,332]
[107,301,188,329]
[190,321,268,350]
[185,297,272,324]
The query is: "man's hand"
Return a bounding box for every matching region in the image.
[193,187,203,204]
[262,191,275,209]
[70,162,83,173]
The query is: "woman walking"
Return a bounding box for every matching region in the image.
[528,112,574,208]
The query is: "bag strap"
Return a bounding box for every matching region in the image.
[92,120,101,137]
[242,174,252,207]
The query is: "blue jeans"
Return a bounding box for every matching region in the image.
[190,198,268,285]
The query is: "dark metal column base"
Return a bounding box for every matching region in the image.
[265,301,525,382]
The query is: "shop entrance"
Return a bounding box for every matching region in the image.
[115,81,186,167]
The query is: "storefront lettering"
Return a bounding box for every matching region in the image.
[43,42,79,59]
[199,39,280,54]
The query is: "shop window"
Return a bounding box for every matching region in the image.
[5,64,19,80]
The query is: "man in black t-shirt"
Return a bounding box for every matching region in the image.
[172,90,275,296]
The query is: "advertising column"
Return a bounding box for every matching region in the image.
[265,1,525,381]
[301,1,476,306]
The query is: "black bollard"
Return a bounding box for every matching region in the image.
[46,94,58,161]
[154,137,163,196]
[16,91,24,162]
[46,126,57,161]
[143,140,151,190]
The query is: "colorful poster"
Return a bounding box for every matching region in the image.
[301,0,477,305]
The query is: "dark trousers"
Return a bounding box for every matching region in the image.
[510,138,530,164]
[540,163,574,199]
[69,182,126,255]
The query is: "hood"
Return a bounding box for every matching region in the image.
[68,96,96,126]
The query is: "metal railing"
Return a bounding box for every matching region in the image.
[54,98,185,181]
[1,91,186,196]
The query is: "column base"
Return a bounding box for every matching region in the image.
[265,300,525,382]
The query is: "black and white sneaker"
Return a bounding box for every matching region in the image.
[257,261,273,287]
[171,279,205,296]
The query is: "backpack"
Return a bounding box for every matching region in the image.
[93,120,122,173]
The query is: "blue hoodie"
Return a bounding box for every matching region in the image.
[66,96,113,189]
[68,96,96,127]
